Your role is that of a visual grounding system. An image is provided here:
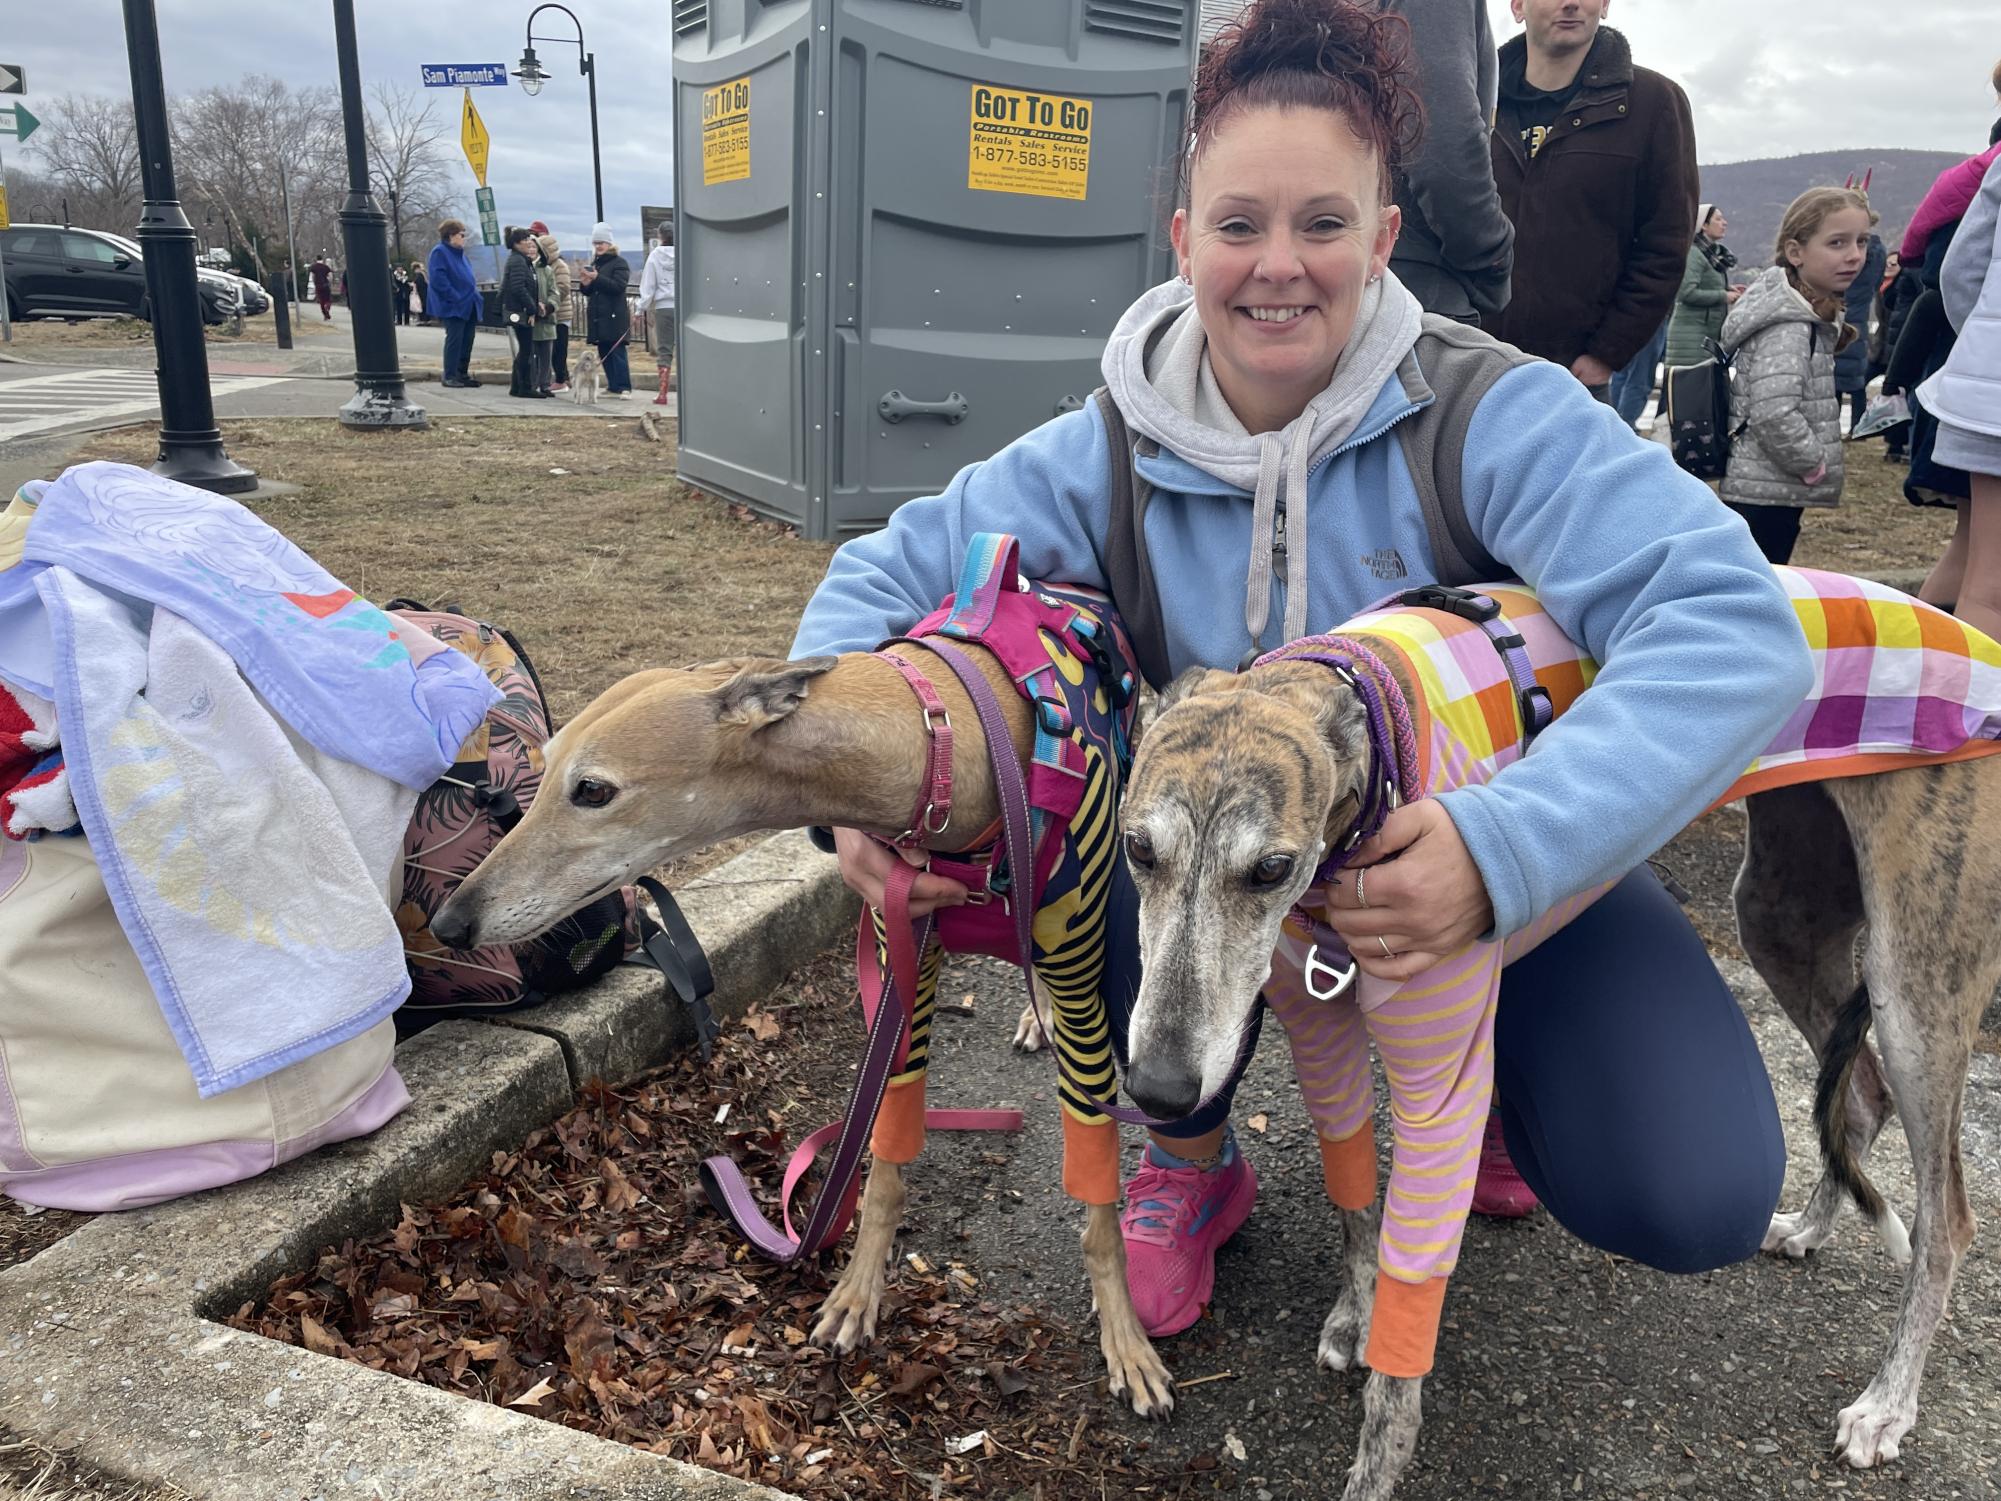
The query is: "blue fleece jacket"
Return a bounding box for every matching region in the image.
[791,354,1813,938]
[425,240,484,321]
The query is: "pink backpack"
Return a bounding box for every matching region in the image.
[386,603,712,1038]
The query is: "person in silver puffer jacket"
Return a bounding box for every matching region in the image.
[1718,186,1875,563]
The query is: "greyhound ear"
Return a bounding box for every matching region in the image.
[713,656,838,728]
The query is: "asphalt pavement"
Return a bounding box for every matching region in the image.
[888,951,2001,1500]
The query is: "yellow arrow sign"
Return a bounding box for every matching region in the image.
[460,88,490,188]
[0,184,10,231]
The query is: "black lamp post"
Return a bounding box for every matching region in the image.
[331,0,425,430]
[513,4,603,223]
[119,0,256,494]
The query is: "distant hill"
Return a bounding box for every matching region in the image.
[1699,149,1964,276]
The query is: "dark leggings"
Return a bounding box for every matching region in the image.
[1101,863,1786,1275]
[1727,502,1804,566]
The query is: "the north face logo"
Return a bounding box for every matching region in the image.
[1362,547,1408,581]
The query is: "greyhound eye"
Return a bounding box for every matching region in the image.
[1123,829,1156,869]
[571,777,619,809]
[1250,854,1295,888]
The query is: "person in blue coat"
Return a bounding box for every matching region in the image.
[793,0,1807,1348]
[426,219,486,389]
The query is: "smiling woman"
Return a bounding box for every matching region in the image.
[790,0,1816,1495]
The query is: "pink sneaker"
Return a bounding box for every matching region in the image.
[1120,1147,1258,1336]
[1471,1106,1540,1218]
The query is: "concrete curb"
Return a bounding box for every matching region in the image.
[0,830,856,1500]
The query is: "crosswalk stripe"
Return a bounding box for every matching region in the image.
[0,372,288,443]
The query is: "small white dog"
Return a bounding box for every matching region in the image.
[569,347,604,405]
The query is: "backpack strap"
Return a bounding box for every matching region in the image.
[1094,387,1175,690]
[1394,316,1535,586]
[1096,317,1533,680]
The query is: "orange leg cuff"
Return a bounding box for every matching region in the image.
[871,1078,927,1164]
[1364,1273,1448,1379]
[1062,1114,1121,1205]
[1320,1127,1378,1211]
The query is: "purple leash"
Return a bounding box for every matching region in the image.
[923,638,1258,1129]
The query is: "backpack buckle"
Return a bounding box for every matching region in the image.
[1397,584,1500,624]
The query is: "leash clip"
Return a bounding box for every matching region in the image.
[1303,944,1357,1001]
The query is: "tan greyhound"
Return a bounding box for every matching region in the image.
[1117,657,2001,1499]
[429,650,1178,1417]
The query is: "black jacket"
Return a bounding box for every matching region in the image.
[1383,0,1514,322]
[584,250,630,345]
[1489,27,1699,371]
[500,248,541,328]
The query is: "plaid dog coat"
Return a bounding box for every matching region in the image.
[1261,567,2001,1379]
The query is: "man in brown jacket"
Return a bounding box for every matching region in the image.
[1489,0,1697,400]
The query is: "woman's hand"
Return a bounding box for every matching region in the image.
[831,826,969,916]
[1321,801,1494,982]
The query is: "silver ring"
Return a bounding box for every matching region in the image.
[1377,935,1395,960]
[1355,867,1369,909]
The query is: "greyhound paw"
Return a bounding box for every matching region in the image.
[1762,1209,1833,1259]
[1316,1287,1374,1374]
[810,1263,887,1355]
[1099,1317,1176,1419]
[1012,1002,1048,1053]
[1835,1386,1916,1468]
[1875,1208,1913,1266]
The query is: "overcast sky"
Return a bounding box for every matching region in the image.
[8,1,1995,251]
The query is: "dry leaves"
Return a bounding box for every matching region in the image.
[229,955,1235,1498]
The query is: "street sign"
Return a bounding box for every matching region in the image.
[422,63,507,88]
[0,104,37,144]
[475,185,499,246]
[460,89,490,188]
[0,64,23,95]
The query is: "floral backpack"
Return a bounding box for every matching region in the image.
[386,602,716,1045]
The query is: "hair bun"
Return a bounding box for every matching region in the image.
[1190,0,1422,201]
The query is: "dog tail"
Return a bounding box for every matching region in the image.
[1813,979,1886,1223]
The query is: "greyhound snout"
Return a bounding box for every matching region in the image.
[1126,1054,1203,1121]
[428,897,478,951]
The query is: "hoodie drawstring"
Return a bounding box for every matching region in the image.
[1242,426,1318,651]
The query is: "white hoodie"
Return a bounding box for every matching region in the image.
[1099,273,1424,647]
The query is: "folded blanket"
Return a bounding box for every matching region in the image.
[3,463,501,1097]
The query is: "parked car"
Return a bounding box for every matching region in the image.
[96,233,264,321]
[1,224,251,325]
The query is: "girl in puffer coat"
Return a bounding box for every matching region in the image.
[1719,187,1875,564]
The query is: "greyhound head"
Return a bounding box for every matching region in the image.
[429,656,836,950]
[1119,660,1372,1117]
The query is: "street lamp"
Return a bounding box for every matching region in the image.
[330,0,425,430]
[513,4,603,222]
[118,0,256,493]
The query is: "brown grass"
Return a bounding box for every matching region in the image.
[0,1431,187,1501]
[69,418,834,725]
[1788,442,1957,577]
[1,316,334,354]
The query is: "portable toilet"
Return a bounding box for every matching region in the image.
[671,0,1198,542]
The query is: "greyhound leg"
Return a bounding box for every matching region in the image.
[1341,1371,1424,1501]
[1736,787,1896,1259]
[1823,764,2001,1467]
[1317,1204,1379,1373]
[1831,975,1973,1467]
[1082,1201,1176,1417]
[810,1157,907,1352]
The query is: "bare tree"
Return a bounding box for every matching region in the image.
[171,76,344,280]
[364,84,458,263]
[20,93,142,230]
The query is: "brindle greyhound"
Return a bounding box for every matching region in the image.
[429,652,1177,1418]
[1118,659,1997,1499]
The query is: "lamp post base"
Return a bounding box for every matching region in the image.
[338,387,430,431]
[150,438,259,495]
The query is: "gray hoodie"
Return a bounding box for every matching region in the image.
[1719,264,1845,510]
[1099,273,1425,646]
